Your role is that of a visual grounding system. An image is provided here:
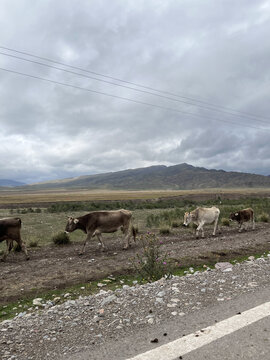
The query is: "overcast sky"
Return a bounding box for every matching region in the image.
[0,0,270,184]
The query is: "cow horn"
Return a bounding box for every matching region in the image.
[235,212,238,216]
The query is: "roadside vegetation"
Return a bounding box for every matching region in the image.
[1,249,270,322]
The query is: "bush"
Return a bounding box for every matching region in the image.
[257,213,269,222]
[159,227,171,235]
[29,240,39,248]
[221,218,230,226]
[171,221,180,228]
[52,232,71,245]
[133,233,173,282]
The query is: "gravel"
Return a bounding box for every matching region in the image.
[1,256,270,360]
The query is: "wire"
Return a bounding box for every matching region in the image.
[1,45,269,123]
[1,66,269,133]
[0,50,269,126]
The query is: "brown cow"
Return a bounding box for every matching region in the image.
[65,209,137,255]
[0,217,29,261]
[229,208,255,232]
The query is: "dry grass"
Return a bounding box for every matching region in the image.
[0,188,269,205]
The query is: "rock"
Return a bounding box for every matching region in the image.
[64,293,71,298]
[148,318,154,324]
[33,298,43,306]
[97,283,106,287]
[101,295,117,306]
[53,297,61,304]
[215,262,233,272]
[167,303,177,308]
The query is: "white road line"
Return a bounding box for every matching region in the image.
[126,302,270,360]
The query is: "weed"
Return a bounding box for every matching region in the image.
[257,213,269,222]
[29,240,39,248]
[159,227,171,235]
[52,232,70,245]
[133,233,173,282]
[221,218,230,226]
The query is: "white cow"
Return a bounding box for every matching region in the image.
[183,206,220,238]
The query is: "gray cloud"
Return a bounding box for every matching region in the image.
[0,0,270,183]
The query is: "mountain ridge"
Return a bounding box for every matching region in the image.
[14,163,270,190]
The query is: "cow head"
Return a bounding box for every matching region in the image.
[229,212,239,221]
[65,217,80,233]
[183,212,192,226]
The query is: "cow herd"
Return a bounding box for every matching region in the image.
[0,206,256,261]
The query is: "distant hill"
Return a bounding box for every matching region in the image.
[0,179,26,187]
[20,163,270,190]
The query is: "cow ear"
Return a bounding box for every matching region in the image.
[74,218,79,224]
[235,213,238,216]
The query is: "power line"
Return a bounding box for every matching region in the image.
[1,66,269,133]
[1,45,269,123]
[0,50,269,126]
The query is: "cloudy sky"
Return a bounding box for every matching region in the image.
[0,0,270,184]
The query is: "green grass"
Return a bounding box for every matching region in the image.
[0,197,269,253]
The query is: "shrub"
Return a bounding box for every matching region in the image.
[221,218,230,226]
[171,221,180,228]
[159,227,171,235]
[29,240,39,248]
[52,232,71,245]
[133,233,173,282]
[257,213,269,223]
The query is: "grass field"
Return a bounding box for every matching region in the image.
[0,188,269,253]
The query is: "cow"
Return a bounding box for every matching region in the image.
[229,208,255,232]
[65,209,137,255]
[183,206,220,239]
[0,217,29,261]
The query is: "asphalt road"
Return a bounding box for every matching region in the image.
[73,286,270,360]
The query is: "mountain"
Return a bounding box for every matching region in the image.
[21,163,270,190]
[0,179,26,187]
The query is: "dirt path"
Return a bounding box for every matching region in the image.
[1,223,270,304]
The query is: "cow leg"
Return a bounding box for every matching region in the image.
[1,239,13,262]
[196,223,204,238]
[79,230,94,255]
[252,214,255,230]
[213,218,219,236]
[19,240,30,260]
[238,222,243,232]
[95,233,106,251]
[122,219,132,250]
[122,223,131,249]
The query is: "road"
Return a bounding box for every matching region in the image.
[71,277,270,360]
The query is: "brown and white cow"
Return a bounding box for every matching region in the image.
[183,206,220,238]
[0,217,29,261]
[229,208,255,232]
[65,209,137,255]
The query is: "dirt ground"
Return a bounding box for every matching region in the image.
[1,223,270,305]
